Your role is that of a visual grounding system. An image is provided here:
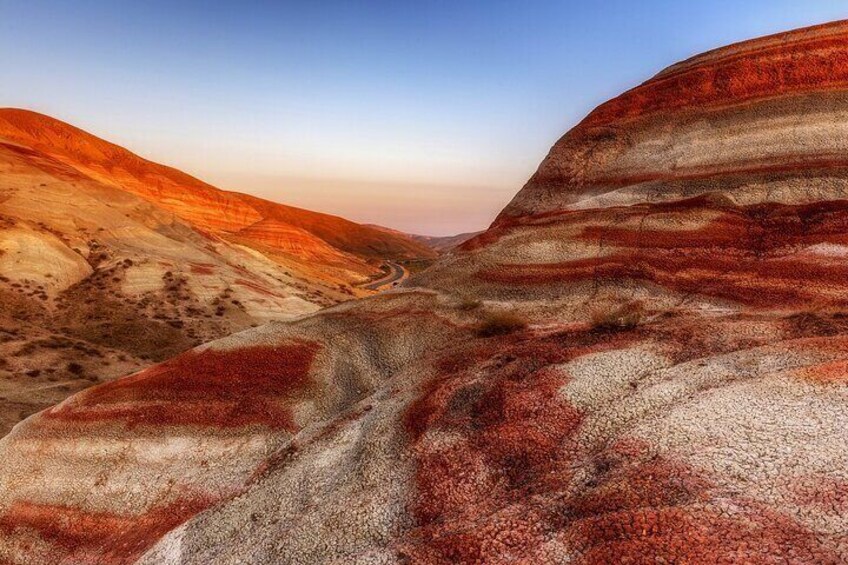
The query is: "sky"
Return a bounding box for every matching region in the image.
[1,2,846,235]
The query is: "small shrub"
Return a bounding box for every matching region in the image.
[66,362,84,375]
[475,310,527,338]
[590,302,645,332]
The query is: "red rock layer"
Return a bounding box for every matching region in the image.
[45,340,320,431]
[584,24,848,128]
[478,196,848,308]
[236,219,365,267]
[0,497,214,565]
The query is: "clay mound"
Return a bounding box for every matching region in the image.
[498,19,848,220]
[0,109,261,233]
[2,21,848,564]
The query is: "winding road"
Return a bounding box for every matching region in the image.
[363,262,408,291]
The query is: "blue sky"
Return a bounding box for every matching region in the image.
[1,1,846,234]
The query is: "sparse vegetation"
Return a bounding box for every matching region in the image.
[590,302,645,332]
[475,310,527,338]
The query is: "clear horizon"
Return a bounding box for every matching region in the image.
[2,1,846,235]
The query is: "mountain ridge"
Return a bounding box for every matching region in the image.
[0,108,435,261]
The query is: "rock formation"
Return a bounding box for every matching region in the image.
[2,20,848,564]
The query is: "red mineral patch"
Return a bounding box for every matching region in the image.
[189,263,215,275]
[0,495,214,565]
[398,431,841,563]
[791,474,848,515]
[796,359,848,384]
[397,319,842,563]
[234,278,281,298]
[44,340,321,430]
[399,328,637,563]
[556,446,842,565]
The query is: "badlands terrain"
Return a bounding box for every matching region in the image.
[3,19,848,564]
[0,109,435,434]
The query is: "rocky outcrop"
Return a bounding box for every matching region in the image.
[2,21,848,564]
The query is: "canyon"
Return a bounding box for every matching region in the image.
[2,20,848,564]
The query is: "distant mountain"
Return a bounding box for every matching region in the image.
[408,231,483,253]
[366,224,482,253]
[0,108,433,433]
